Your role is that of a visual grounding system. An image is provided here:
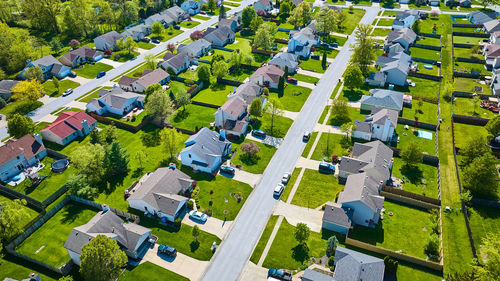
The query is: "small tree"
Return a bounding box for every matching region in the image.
[400,142,423,166]
[473,233,500,280]
[341,121,355,142]
[241,142,260,159]
[197,64,211,84]
[326,236,339,256]
[424,233,440,257]
[243,54,254,65]
[463,153,498,197]
[190,30,204,41]
[167,43,176,53]
[80,235,127,281]
[278,76,285,93]
[49,38,63,53]
[322,52,327,69]
[208,0,216,13]
[253,23,274,50]
[485,115,500,137]
[69,39,81,48]
[11,79,44,101]
[151,21,164,37]
[287,2,311,27]
[145,89,174,122]
[294,223,310,245]
[67,174,97,200]
[135,151,147,168]
[219,4,226,20]
[52,77,60,93]
[265,97,284,136]
[144,53,157,70]
[249,98,263,117]
[23,66,44,81]
[413,19,420,33]
[105,141,129,177]
[192,225,200,241]
[343,65,364,91]
[7,114,36,139]
[124,36,137,55]
[250,17,264,32]
[241,6,256,28]
[212,60,229,79]
[160,127,183,160]
[330,99,350,125]
[176,90,191,111]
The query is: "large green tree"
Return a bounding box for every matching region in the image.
[249,98,263,118]
[462,153,498,197]
[212,60,229,78]
[72,143,107,184]
[0,23,37,73]
[80,235,127,281]
[250,17,264,31]
[145,89,174,122]
[160,127,183,160]
[349,24,375,75]
[197,64,211,84]
[474,232,500,281]
[208,0,216,13]
[314,8,337,36]
[294,223,310,245]
[485,115,500,137]
[0,199,29,241]
[400,141,423,166]
[67,174,97,200]
[287,1,311,27]
[7,114,36,139]
[151,22,164,37]
[459,136,489,166]
[253,23,274,51]
[343,65,364,91]
[241,7,256,28]
[330,99,350,125]
[21,0,61,33]
[105,141,129,177]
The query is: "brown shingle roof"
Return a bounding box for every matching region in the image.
[0,135,45,166]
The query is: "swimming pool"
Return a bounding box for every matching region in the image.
[418,130,433,140]
[423,64,433,69]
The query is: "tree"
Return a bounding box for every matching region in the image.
[279,1,291,16]
[176,90,191,111]
[7,114,35,139]
[0,199,29,241]
[326,236,339,256]
[212,60,229,78]
[321,52,327,69]
[99,125,117,145]
[208,0,216,13]
[11,79,44,101]
[384,256,399,274]
[67,174,97,200]
[124,36,137,55]
[249,98,263,117]
[343,65,364,91]
[287,2,311,27]
[192,225,200,241]
[21,0,60,33]
[294,223,310,245]
[463,153,498,197]
[219,4,226,20]
[242,7,256,28]
[197,64,211,84]
[265,97,284,136]
[0,23,38,73]
[424,233,440,257]
[231,51,243,67]
[460,136,489,166]
[52,77,60,93]
[120,1,139,26]
[474,233,500,281]
[349,24,375,75]
[241,142,260,159]
[89,129,100,144]
[341,121,355,141]
[159,127,182,160]
[446,270,479,281]
[145,54,157,70]
[485,115,500,137]
[167,43,176,53]
[152,21,164,37]
[400,142,423,166]
[250,17,264,32]
[278,76,285,93]
[49,38,63,53]
[23,66,44,81]
[80,235,127,281]
[105,141,129,177]
[72,144,107,184]
[331,99,350,125]
[145,89,174,122]
[314,8,337,36]
[334,10,346,32]
[253,23,274,50]
[58,276,74,281]
[190,30,204,41]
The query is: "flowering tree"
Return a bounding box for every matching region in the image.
[190,30,204,41]
[69,39,80,48]
[241,142,260,159]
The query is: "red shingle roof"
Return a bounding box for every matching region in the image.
[42,111,97,139]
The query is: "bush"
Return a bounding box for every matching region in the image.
[187,200,194,209]
[204,208,213,216]
[208,200,213,206]
[424,233,440,257]
[0,97,6,109]
[184,79,194,86]
[174,217,182,228]
[210,189,214,194]
[384,256,398,274]
[328,256,335,266]
[131,114,137,122]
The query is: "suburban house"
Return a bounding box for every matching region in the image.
[21,55,71,80]
[219,17,240,32]
[118,76,138,92]
[399,0,410,4]
[180,128,232,174]
[121,24,151,41]
[446,0,472,7]
[181,0,200,15]
[127,166,195,222]
[40,111,97,146]
[468,10,496,25]
[177,39,212,57]
[367,51,411,87]
[64,208,152,265]
[484,19,500,33]
[386,43,406,56]
[59,46,103,68]
[227,81,265,105]
[0,134,47,182]
[94,31,123,51]
[254,0,273,12]
[489,30,500,44]
[249,65,285,89]
[130,68,170,93]
[144,12,175,27]
[288,27,320,58]
[86,87,145,116]
[302,269,334,281]
[490,68,500,95]
[385,28,417,52]
[203,26,235,47]
[483,43,500,69]
[0,80,19,100]
[214,97,250,137]
[160,53,192,74]
[161,6,187,23]
[333,246,385,281]
[360,89,404,112]
[338,140,393,181]
[353,108,398,143]
[392,10,420,30]
[322,203,352,234]
[268,52,299,73]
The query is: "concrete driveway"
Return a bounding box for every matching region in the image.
[141,244,209,281]
[273,201,324,233]
[238,261,268,281]
[246,134,283,148]
[283,110,299,120]
[182,214,233,239]
[220,167,263,187]
[296,81,316,89]
[65,76,91,85]
[296,69,324,79]
[295,157,321,170]
[100,58,123,68]
[313,124,345,134]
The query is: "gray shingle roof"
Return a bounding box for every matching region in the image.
[360,89,404,112]
[32,55,61,67]
[386,28,417,46]
[0,80,19,94]
[228,82,263,105]
[203,26,235,44]
[364,108,398,127]
[322,203,352,228]
[178,39,212,56]
[302,268,334,281]
[339,140,393,181]
[338,172,384,212]
[134,68,169,89]
[93,87,144,111]
[220,96,247,119]
[268,52,299,70]
[182,128,231,169]
[95,31,123,45]
[333,246,385,281]
[469,10,496,24]
[162,53,190,70]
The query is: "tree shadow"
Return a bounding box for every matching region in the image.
[291,243,310,264]
[173,110,190,122]
[328,116,351,126]
[190,240,200,252]
[400,164,424,184]
[238,154,260,167]
[343,90,363,102]
[132,167,144,178]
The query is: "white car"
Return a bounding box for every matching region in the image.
[62,88,73,97]
[189,210,208,222]
[281,173,291,184]
[273,184,285,197]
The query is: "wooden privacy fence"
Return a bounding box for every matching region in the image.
[452,114,489,126]
[89,112,152,132]
[382,186,441,206]
[397,117,438,130]
[408,71,442,81]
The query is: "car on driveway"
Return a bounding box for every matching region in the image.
[268,268,292,281]
[286,77,298,84]
[281,173,291,184]
[303,131,311,142]
[273,184,285,198]
[62,88,73,97]
[142,37,151,43]
[173,25,181,30]
[68,71,77,78]
[319,162,335,174]
[96,71,106,78]
[158,244,177,257]
[220,166,235,175]
[152,39,161,44]
[252,129,266,138]
[189,210,208,222]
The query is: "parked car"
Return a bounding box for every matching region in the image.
[273,184,285,198]
[96,71,106,78]
[68,71,77,78]
[311,54,320,60]
[157,244,177,257]
[272,44,278,50]
[320,42,329,48]
[286,77,298,84]
[329,42,338,49]
[281,173,291,184]
[303,131,311,142]
[252,130,266,138]
[62,88,73,97]
[189,210,208,222]
[220,166,235,175]
[152,39,161,44]
[142,37,151,43]
[268,268,292,281]
[318,162,335,174]
[173,25,181,30]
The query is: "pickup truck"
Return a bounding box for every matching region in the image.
[268,268,292,281]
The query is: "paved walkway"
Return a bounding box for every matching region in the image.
[182,215,233,239]
[400,4,409,9]
[38,95,57,105]
[297,81,316,89]
[296,69,324,79]
[274,201,324,232]
[220,167,263,187]
[313,123,345,134]
[65,100,88,110]
[100,58,123,68]
[330,32,348,38]
[37,114,58,123]
[431,6,440,11]
[65,76,91,85]
[283,110,300,120]
[295,157,321,170]
[142,244,209,281]
[348,101,361,108]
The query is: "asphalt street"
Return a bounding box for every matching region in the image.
[201,6,380,281]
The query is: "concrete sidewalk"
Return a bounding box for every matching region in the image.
[295,157,321,170]
[297,81,316,89]
[182,215,233,239]
[273,201,324,232]
[297,69,324,79]
[100,58,123,68]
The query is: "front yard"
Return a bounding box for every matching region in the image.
[252,113,294,138]
[231,140,277,174]
[119,262,188,281]
[169,104,217,132]
[250,215,279,264]
[290,169,345,209]
[73,62,114,79]
[299,59,326,73]
[42,79,80,97]
[269,84,312,112]
[179,20,200,29]
[311,132,351,161]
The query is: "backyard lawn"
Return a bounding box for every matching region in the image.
[250,215,279,264]
[454,61,489,75]
[119,262,188,281]
[169,104,217,132]
[417,36,442,47]
[17,203,98,267]
[192,84,232,106]
[453,36,483,45]
[268,84,312,112]
[391,158,439,199]
[453,77,489,93]
[453,97,497,119]
[453,123,489,149]
[169,80,192,96]
[454,47,483,60]
[410,47,441,61]
[395,124,436,156]
[226,67,255,82]
[348,200,435,259]
[42,79,80,97]
[73,62,114,79]
[468,205,500,261]
[0,257,58,281]
[231,140,277,174]
[311,132,351,161]
[225,37,271,66]
[419,15,453,35]
[180,20,200,29]
[0,195,39,229]
[402,100,438,124]
[395,77,440,100]
[252,114,294,138]
[290,169,344,208]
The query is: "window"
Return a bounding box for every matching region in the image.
[189,154,191,158]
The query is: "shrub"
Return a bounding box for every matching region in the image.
[131,114,137,122]
[114,53,120,60]
[328,256,335,266]
[210,189,214,194]
[384,256,398,274]
[0,97,6,109]
[184,79,194,85]
[205,208,213,216]
[424,233,440,257]
[174,217,182,228]
[187,200,194,209]
[209,200,213,206]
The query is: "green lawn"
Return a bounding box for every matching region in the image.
[453,123,490,150]
[376,18,393,26]
[397,262,443,281]
[402,101,438,125]
[42,79,80,97]
[454,47,483,60]
[392,158,439,199]
[250,215,279,264]
[328,106,365,126]
[114,51,140,62]
[395,124,436,156]
[290,169,344,208]
[252,113,294,138]
[0,195,39,229]
[137,41,156,50]
[311,132,351,161]
[226,67,255,82]
[417,36,442,47]
[225,1,240,6]
[410,47,441,61]
[290,73,320,84]
[180,20,200,29]
[371,28,390,37]
[169,104,217,132]
[340,9,366,34]
[453,36,482,45]
[169,80,192,96]
[0,100,43,118]
[453,77,489,94]
[17,203,98,267]
[319,106,330,124]
[340,85,371,101]
[225,38,271,66]
[152,28,183,42]
[0,257,58,281]
[395,77,440,101]
[231,140,277,174]
[178,67,199,81]
[415,62,440,76]
[419,15,453,35]
[119,262,188,281]
[280,168,301,202]
[408,3,431,10]
[268,84,311,112]
[73,63,114,79]
[299,58,326,73]
[454,61,489,75]
[453,97,497,119]
[274,31,289,40]
[193,14,211,20]
[348,201,435,259]
[192,84,232,106]
[468,205,500,261]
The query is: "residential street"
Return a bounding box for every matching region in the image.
[201,7,380,281]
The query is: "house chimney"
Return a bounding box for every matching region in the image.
[102,204,109,213]
[33,133,43,146]
[219,130,226,141]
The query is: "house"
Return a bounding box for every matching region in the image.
[180,127,232,174]
[86,87,145,116]
[21,55,71,80]
[338,140,393,181]
[219,17,240,32]
[490,68,500,95]
[94,31,123,51]
[144,13,175,27]
[161,6,188,22]
[121,24,151,42]
[214,97,250,136]
[392,10,420,30]
[160,53,192,74]
[468,10,496,25]
[386,43,406,56]
[458,0,472,7]
[0,80,19,100]
[178,39,212,57]
[181,0,200,15]
[366,72,387,88]
[385,28,417,52]
[254,0,273,13]
[360,89,404,112]
[203,26,235,47]
[429,0,440,6]
[353,108,398,143]
[288,27,320,58]
[64,208,152,265]
[130,68,170,92]
[489,30,500,44]
[0,134,47,182]
[118,76,138,92]
[483,43,500,69]
[127,166,195,222]
[484,19,500,33]
[249,65,285,89]
[333,246,385,281]
[59,46,103,68]
[227,81,265,105]
[302,268,334,281]
[370,51,411,87]
[322,203,352,235]
[268,52,299,73]
[40,111,97,146]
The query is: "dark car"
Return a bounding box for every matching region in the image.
[158,244,177,257]
[319,162,335,174]
[303,131,311,142]
[142,37,151,43]
[96,71,106,78]
[311,54,320,60]
[68,72,77,78]
[329,42,338,49]
[268,268,292,281]
[286,77,298,84]
[252,130,266,138]
[173,25,181,30]
[152,39,161,44]
[220,166,235,175]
